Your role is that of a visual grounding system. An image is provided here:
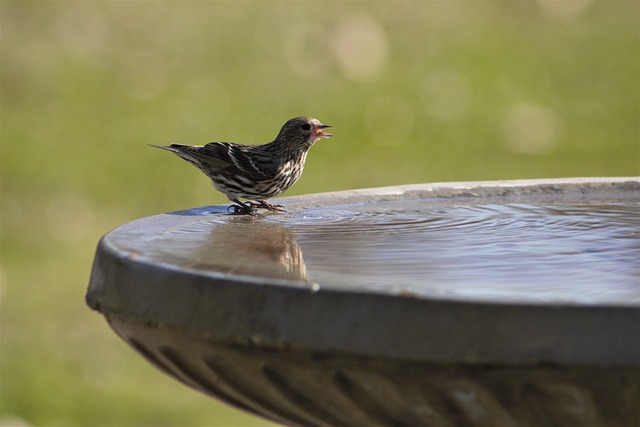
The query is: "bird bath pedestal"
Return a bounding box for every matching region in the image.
[87,178,640,427]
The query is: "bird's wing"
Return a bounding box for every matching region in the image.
[206,143,274,180]
[156,142,275,180]
[162,143,233,170]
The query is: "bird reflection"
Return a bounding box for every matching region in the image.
[184,218,311,284]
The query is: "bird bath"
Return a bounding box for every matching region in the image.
[87,178,640,427]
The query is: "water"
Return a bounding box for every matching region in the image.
[141,200,640,306]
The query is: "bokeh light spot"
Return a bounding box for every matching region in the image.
[502,103,560,154]
[331,14,389,82]
[537,0,593,19]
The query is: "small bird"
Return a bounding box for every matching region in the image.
[150,116,332,215]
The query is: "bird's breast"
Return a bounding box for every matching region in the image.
[281,154,306,178]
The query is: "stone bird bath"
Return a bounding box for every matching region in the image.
[87,178,640,427]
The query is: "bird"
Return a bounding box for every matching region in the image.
[150,116,332,215]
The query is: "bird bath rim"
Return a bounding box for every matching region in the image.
[87,177,640,367]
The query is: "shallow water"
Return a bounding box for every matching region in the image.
[146,200,640,306]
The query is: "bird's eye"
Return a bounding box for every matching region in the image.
[301,123,311,131]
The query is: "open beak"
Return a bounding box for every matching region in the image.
[313,123,332,139]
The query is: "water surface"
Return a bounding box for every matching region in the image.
[145,200,640,306]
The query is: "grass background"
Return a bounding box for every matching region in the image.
[1,1,638,426]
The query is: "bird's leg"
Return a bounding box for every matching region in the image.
[248,200,286,212]
[228,199,257,215]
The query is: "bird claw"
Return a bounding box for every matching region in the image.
[227,199,283,215]
[227,204,257,216]
[248,201,286,212]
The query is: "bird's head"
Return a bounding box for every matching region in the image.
[275,116,332,148]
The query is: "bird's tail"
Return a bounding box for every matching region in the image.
[148,144,187,153]
[149,144,210,168]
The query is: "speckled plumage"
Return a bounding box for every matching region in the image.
[150,117,332,214]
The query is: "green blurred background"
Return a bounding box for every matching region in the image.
[1,1,638,426]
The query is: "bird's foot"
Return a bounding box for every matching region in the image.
[248,200,286,212]
[228,201,258,216]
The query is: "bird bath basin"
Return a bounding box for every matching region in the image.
[87,178,640,427]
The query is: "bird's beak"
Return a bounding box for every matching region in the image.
[313,124,332,139]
